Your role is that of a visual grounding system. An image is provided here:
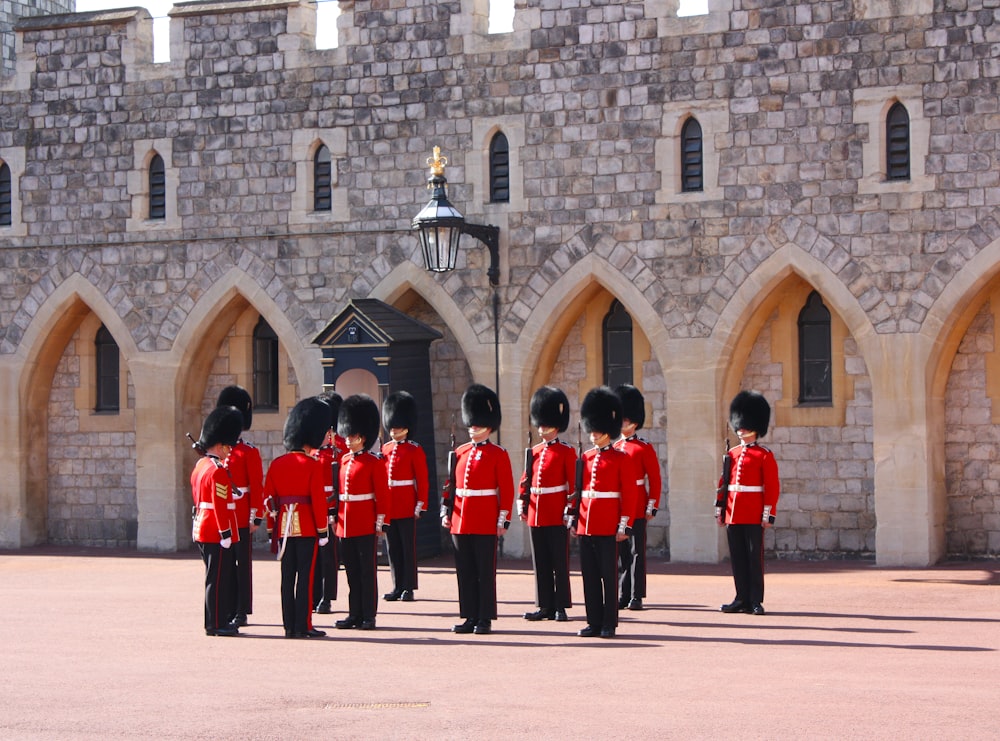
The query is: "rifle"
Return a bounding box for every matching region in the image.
[715,436,731,518]
[440,415,457,524]
[186,432,206,457]
[329,441,341,527]
[518,428,533,519]
[565,422,584,531]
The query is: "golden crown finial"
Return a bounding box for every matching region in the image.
[426,146,448,178]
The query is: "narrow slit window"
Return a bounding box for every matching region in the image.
[95,325,120,412]
[798,291,832,404]
[149,154,166,220]
[603,299,634,388]
[489,132,510,203]
[314,145,332,212]
[886,102,910,181]
[680,117,703,193]
[0,162,12,226]
[253,318,279,410]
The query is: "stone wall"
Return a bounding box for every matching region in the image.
[47,333,138,547]
[741,312,876,559]
[1,0,999,561]
[0,0,71,73]
[944,301,1000,557]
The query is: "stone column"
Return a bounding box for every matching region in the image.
[664,338,728,563]
[865,332,944,566]
[0,358,27,548]
[130,356,187,552]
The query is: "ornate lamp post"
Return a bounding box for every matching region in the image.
[412,147,500,285]
[412,147,502,437]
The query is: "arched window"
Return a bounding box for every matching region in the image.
[489,132,510,203]
[253,318,279,410]
[886,102,910,181]
[798,291,832,404]
[314,145,332,212]
[95,325,120,412]
[680,117,703,193]
[0,161,11,226]
[148,153,166,220]
[603,299,633,388]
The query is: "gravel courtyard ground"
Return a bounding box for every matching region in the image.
[1,547,997,740]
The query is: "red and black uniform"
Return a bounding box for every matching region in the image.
[613,434,661,606]
[519,438,576,613]
[450,440,515,625]
[224,439,264,622]
[381,438,429,597]
[191,455,240,633]
[312,434,346,610]
[576,445,639,634]
[720,441,780,607]
[264,451,328,637]
[336,449,390,625]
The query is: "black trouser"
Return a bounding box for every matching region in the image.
[726,523,765,605]
[312,535,339,604]
[340,534,378,621]
[199,541,234,631]
[529,524,571,610]
[579,534,619,631]
[618,517,647,601]
[452,533,498,623]
[385,516,418,593]
[280,537,317,634]
[229,525,253,619]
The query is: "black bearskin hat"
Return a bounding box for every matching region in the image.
[580,386,623,440]
[382,390,418,432]
[216,385,253,431]
[461,383,501,429]
[284,396,331,451]
[317,391,343,432]
[529,386,570,433]
[615,384,646,429]
[198,406,244,450]
[729,390,771,438]
[338,394,381,449]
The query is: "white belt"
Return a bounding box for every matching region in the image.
[389,479,415,487]
[198,502,236,510]
[340,493,374,502]
[530,485,568,495]
[582,490,620,499]
[456,488,499,497]
[728,485,764,492]
[237,487,250,495]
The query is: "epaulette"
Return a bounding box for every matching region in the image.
[240,438,257,450]
[553,440,574,449]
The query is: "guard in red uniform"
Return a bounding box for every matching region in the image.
[313,391,344,615]
[335,394,389,631]
[380,391,429,603]
[575,386,640,639]
[216,385,265,627]
[613,384,662,612]
[190,405,244,637]
[264,397,330,638]
[443,384,515,636]
[717,390,780,616]
[519,386,576,623]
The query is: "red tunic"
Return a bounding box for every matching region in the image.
[263,451,329,539]
[335,450,390,539]
[721,442,780,525]
[191,455,240,544]
[450,440,515,535]
[380,439,430,519]
[575,445,640,537]
[518,439,577,528]
[225,439,264,528]
[613,435,662,519]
